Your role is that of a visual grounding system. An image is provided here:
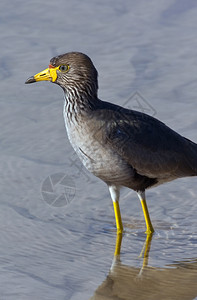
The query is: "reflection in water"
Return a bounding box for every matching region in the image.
[90,234,197,300]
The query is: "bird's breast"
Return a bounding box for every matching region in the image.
[63,108,133,184]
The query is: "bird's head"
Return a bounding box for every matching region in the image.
[25,52,98,98]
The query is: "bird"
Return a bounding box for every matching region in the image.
[25,52,197,235]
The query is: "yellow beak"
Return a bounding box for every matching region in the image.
[25,66,58,84]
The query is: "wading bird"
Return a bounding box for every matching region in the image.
[25,52,197,235]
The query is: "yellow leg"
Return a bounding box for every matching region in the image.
[113,201,123,234]
[109,185,123,234]
[138,192,154,234]
[114,232,123,256]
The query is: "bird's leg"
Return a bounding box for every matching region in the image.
[137,191,154,234]
[109,185,123,234]
[114,230,123,257]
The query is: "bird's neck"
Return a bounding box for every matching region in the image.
[63,88,100,125]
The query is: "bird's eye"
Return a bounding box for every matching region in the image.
[59,65,69,72]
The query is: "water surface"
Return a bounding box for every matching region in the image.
[1,1,197,299]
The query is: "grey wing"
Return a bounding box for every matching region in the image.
[104,110,197,179]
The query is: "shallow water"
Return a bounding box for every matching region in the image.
[1,1,197,299]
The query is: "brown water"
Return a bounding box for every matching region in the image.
[92,255,197,300]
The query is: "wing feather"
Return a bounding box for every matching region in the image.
[94,102,197,179]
